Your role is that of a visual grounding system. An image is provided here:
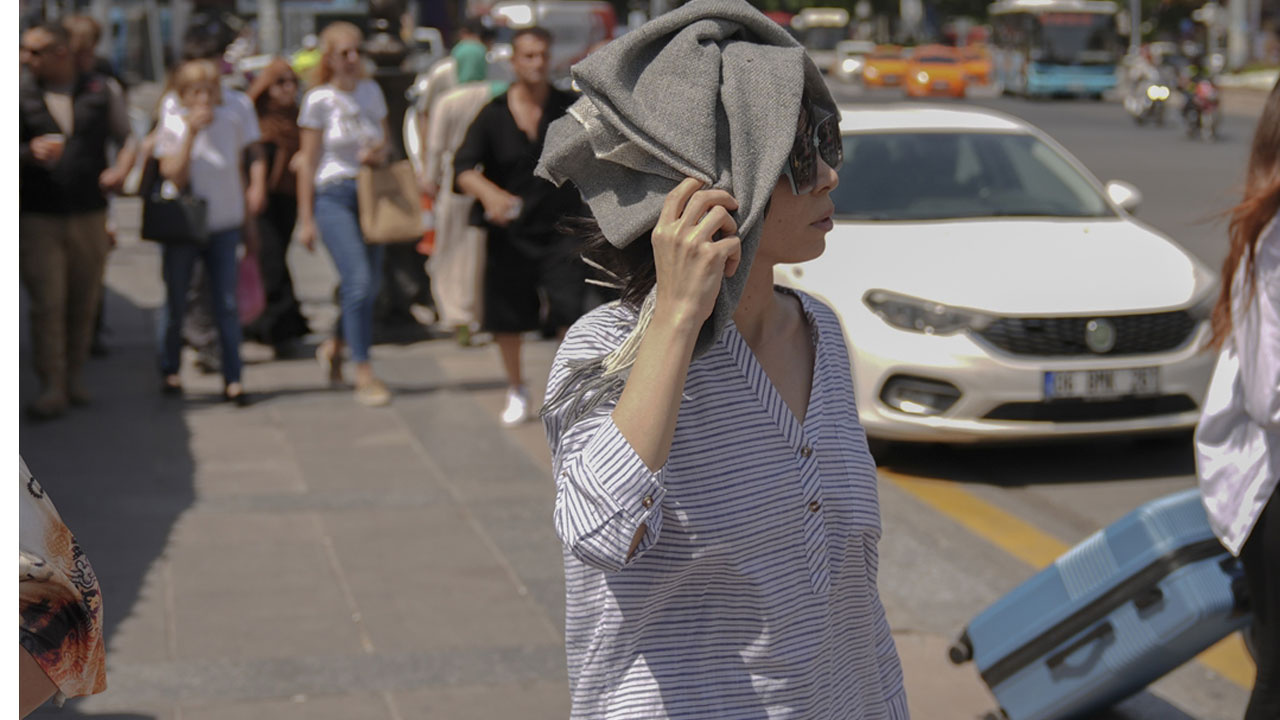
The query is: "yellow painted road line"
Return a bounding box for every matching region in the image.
[883,470,1255,690]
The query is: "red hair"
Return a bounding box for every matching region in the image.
[1210,78,1280,349]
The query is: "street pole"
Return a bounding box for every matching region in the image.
[1128,0,1141,56]
[258,0,282,56]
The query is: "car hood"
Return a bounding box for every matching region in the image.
[785,218,1213,315]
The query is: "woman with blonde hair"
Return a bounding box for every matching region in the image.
[296,22,393,406]
[154,58,258,405]
[1195,78,1280,720]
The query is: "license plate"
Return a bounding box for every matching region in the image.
[883,74,898,83]
[1043,368,1161,400]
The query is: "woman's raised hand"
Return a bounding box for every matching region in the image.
[650,177,742,333]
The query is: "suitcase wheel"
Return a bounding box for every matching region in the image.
[948,632,973,665]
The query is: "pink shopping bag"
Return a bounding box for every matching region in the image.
[237,255,266,326]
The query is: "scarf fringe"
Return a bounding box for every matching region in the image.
[541,291,657,427]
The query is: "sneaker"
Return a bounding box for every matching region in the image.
[500,387,531,426]
[354,378,392,407]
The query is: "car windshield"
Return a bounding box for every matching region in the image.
[1033,13,1119,65]
[917,55,957,63]
[833,131,1115,221]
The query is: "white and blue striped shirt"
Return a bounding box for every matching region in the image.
[545,288,909,720]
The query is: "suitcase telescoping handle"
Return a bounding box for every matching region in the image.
[1046,621,1114,670]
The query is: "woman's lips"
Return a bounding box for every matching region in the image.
[811,215,834,231]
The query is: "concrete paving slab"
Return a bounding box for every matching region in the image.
[178,692,392,720]
[394,681,570,719]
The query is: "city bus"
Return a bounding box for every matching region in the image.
[792,7,851,73]
[989,0,1121,98]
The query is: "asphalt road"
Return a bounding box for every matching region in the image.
[822,82,1261,718]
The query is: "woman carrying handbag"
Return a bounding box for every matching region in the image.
[153,58,257,405]
[295,22,393,407]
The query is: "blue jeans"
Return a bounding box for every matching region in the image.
[315,179,384,364]
[158,228,243,384]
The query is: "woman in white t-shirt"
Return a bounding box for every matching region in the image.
[296,22,392,407]
[1195,79,1280,720]
[154,59,257,405]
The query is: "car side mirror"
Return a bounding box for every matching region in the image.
[1106,180,1142,213]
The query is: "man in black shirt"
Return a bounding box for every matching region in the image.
[455,26,586,426]
[20,23,134,419]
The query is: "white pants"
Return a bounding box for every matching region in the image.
[426,191,486,329]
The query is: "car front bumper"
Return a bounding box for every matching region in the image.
[847,312,1214,443]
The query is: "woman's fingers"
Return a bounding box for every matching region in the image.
[719,236,743,278]
[680,190,738,232]
[690,204,738,245]
[657,177,705,228]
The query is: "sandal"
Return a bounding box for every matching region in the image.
[354,378,392,407]
[224,383,251,408]
[316,340,344,386]
[161,375,183,396]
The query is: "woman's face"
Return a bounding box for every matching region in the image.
[180,79,220,109]
[755,119,840,268]
[268,71,299,107]
[326,33,363,79]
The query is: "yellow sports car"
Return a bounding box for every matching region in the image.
[904,46,967,98]
[862,45,908,88]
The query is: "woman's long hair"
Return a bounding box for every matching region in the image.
[312,22,364,87]
[1211,78,1280,349]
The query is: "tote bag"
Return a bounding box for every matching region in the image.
[357,160,424,244]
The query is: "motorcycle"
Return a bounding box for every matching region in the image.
[1181,78,1221,141]
[1125,80,1171,126]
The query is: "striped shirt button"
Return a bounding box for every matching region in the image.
[800,445,813,458]
[809,500,821,513]
[641,495,654,508]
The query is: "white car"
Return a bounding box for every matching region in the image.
[777,105,1217,444]
[832,40,877,83]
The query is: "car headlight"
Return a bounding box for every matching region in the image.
[1146,84,1170,101]
[916,71,930,83]
[864,290,995,335]
[842,58,862,73]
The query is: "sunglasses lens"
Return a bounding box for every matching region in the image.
[788,110,817,195]
[816,115,843,171]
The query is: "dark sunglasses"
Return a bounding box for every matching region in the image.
[782,105,843,195]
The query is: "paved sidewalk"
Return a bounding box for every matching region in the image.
[20,201,1025,719]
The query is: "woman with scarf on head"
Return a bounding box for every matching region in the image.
[1195,78,1280,720]
[537,1,908,717]
[244,59,310,357]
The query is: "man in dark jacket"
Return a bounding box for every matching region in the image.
[19,23,134,419]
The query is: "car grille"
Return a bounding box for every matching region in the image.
[974,311,1197,356]
[982,395,1197,423]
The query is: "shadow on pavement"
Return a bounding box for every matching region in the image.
[23,286,194,720]
[876,432,1195,486]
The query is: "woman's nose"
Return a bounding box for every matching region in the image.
[814,156,840,194]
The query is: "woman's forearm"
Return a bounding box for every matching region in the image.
[610,313,701,473]
[159,133,197,189]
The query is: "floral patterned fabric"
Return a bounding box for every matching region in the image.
[19,457,106,703]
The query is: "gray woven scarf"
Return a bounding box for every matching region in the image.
[537,0,836,424]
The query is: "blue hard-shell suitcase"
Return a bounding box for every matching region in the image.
[948,489,1251,720]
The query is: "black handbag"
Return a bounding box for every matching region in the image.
[139,157,209,246]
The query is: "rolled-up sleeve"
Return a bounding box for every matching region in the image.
[545,307,667,573]
[554,414,666,572]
